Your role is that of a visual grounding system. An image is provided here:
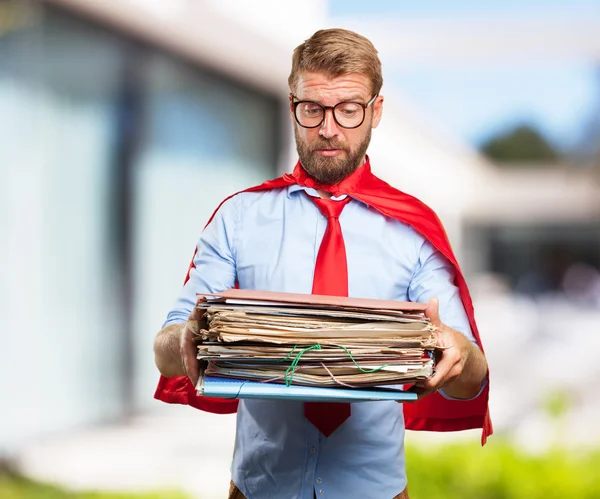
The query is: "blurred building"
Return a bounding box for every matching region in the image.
[464,163,600,294]
[2,0,600,469]
[0,0,301,456]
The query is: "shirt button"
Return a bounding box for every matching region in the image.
[319,490,324,495]
[316,478,323,484]
[310,447,316,454]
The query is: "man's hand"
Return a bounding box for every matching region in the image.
[179,304,205,386]
[407,297,488,400]
[154,299,206,386]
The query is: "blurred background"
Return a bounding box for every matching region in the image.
[1,0,599,498]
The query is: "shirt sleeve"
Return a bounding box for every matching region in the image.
[163,196,238,327]
[408,238,474,342]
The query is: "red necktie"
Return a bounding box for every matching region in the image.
[304,195,352,437]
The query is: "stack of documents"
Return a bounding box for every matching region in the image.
[194,289,436,402]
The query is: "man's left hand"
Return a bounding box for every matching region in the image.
[407,297,488,400]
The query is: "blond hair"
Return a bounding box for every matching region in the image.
[288,28,383,96]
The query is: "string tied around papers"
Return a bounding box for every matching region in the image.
[284,344,322,386]
[282,343,392,387]
[277,345,299,362]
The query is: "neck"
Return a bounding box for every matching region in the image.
[316,188,333,199]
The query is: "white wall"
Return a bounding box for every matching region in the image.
[0,24,126,454]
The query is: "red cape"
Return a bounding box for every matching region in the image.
[155,158,492,444]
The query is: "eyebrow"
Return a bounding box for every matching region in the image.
[303,94,367,103]
[339,94,365,101]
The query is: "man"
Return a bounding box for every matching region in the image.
[153,28,491,499]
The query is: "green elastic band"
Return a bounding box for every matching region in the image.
[284,344,322,386]
[334,344,390,373]
[281,343,390,386]
[277,345,299,362]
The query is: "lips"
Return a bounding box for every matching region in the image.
[315,149,343,157]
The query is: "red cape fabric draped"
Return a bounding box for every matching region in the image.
[154,157,493,445]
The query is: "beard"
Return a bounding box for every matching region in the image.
[294,125,372,185]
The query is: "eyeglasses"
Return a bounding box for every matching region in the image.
[291,94,378,129]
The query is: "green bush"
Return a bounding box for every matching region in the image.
[4,440,600,499]
[406,440,600,499]
[0,473,190,499]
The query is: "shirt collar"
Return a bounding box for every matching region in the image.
[287,184,348,201]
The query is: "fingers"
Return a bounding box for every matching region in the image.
[424,297,441,327]
[180,323,200,386]
[188,301,204,321]
[433,328,454,349]
[189,298,209,328]
[406,349,460,401]
[423,350,460,390]
[410,337,464,401]
[405,362,461,401]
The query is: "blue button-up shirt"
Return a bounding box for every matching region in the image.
[165,184,474,499]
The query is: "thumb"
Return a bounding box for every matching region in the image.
[425,297,441,327]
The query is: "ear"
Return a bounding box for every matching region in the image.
[371,95,384,129]
[289,93,296,122]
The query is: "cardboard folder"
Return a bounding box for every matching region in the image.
[199,375,418,403]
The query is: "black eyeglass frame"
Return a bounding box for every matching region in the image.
[291,94,378,129]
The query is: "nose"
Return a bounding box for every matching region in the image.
[319,108,339,139]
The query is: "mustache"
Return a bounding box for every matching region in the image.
[309,138,348,151]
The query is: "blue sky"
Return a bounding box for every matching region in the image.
[329,0,600,19]
[329,0,600,150]
[391,64,599,149]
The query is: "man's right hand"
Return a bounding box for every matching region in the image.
[153,298,206,385]
[179,304,205,386]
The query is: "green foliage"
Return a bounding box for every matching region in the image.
[480,124,560,163]
[0,472,190,499]
[406,440,600,499]
[542,389,572,421]
[5,440,600,499]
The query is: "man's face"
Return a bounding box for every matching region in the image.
[290,72,383,185]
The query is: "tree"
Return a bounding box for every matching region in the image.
[480,124,560,163]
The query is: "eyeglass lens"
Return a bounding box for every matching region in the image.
[295,101,365,128]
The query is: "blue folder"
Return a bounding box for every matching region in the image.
[200,376,418,403]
